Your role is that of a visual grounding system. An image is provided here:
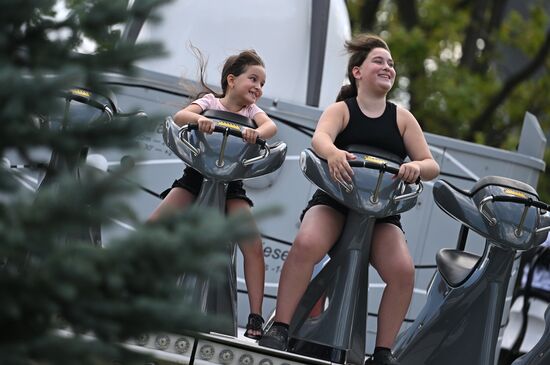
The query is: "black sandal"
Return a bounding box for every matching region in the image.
[244,313,264,340]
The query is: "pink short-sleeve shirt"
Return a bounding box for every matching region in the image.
[192,93,265,121]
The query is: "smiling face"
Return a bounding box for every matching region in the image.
[227,64,266,106]
[352,47,396,95]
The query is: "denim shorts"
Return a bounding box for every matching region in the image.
[160,166,254,207]
[300,189,402,231]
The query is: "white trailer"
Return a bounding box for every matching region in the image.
[9,1,547,363]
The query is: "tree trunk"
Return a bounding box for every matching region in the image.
[474,0,509,74]
[395,0,418,30]
[460,0,490,69]
[467,29,550,142]
[360,0,382,32]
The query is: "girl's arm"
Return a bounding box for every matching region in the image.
[311,102,356,183]
[173,104,215,133]
[398,108,440,183]
[243,112,277,143]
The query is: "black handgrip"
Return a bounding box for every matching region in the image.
[348,160,420,184]
[348,160,399,173]
[491,195,550,211]
[187,123,266,147]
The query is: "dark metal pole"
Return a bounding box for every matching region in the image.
[121,0,151,44]
[306,0,331,107]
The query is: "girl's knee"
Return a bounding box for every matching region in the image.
[227,199,252,214]
[289,234,325,264]
[240,240,264,259]
[402,264,415,287]
[389,260,415,288]
[376,254,414,287]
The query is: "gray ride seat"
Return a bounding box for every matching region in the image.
[163,109,287,336]
[394,174,550,365]
[435,176,541,287]
[436,249,481,287]
[286,146,423,364]
[37,88,125,247]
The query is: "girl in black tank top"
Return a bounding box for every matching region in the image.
[260,34,440,359]
[335,98,407,160]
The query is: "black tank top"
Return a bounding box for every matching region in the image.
[334,98,407,160]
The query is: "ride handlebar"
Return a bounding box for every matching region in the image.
[186,123,267,147]
[60,89,147,121]
[330,158,422,203]
[348,160,421,185]
[61,89,115,120]
[490,195,550,211]
[175,120,270,167]
[479,194,550,236]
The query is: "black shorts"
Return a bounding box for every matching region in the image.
[300,189,403,231]
[160,166,254,207]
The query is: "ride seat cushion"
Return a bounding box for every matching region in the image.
[436,248,481,287]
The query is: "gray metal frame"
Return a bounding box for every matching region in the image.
[512,305,550,364]
[306,0,331,107]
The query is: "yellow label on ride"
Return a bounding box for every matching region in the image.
[503,188,527,199]
[216,121,241,131]
[70,89,91,98]
[364,155,387,164]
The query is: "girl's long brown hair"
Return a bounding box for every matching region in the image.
[336,34,390,102]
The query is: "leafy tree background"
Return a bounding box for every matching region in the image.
[0,0,254,363]
[347,0,550,199]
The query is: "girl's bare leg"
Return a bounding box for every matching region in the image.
[273,205,345,324]
[227,199,265,337]
[370,223,415,348]
[147,187,195,222]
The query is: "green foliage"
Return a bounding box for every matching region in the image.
[0,0,254,363]
[347,0,550,200]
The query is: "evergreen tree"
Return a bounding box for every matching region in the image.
[0,1,252,363]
